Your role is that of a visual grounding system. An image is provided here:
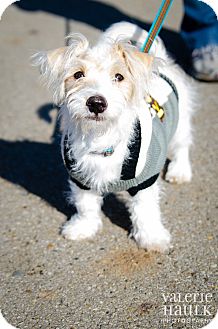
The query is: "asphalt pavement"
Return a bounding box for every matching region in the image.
[0,1,217,328]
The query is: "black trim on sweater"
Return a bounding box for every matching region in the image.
[127,174,159,196]
[63,136,90,191]
[121,120,141,181]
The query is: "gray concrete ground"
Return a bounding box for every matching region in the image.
[0,1,217,328]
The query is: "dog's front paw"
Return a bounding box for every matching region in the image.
[62,214,102,240]
[165,159,192,184]
[132,226,171,252]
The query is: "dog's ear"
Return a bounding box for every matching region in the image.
[132,51,154,68]
[128,49,155,79]
[32,47,67,75]
[114,42,154,77]
[32,34,89,105]
[32,34,89,78]
[32,47,67,104]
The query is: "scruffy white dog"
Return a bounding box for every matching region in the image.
[33,22,194,252]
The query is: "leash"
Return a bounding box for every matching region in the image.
[141,0,174,53]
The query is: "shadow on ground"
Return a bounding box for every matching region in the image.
[0,132,70,215]
[15,0,190,66]
[0,104,132,231]
[0,137,132,231]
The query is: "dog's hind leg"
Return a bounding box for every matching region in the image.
[165,75,194,184]
[165,145,192,184]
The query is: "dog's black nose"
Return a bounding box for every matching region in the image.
[86,95,108,115]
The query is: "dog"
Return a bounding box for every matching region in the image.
[33,22,194,252]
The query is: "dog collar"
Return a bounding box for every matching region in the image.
[89,146,114,157]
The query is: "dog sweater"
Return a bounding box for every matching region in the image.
[63,74,179,196]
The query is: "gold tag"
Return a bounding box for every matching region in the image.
[146,95,165,121]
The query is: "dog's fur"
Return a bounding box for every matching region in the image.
[33,22,194,251]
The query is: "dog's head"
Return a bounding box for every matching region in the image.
[33,34,154,131]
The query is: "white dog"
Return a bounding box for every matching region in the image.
[33,22,194,252]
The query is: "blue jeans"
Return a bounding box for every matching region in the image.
[181,0,218,52]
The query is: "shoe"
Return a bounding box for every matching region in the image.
[191,45,218,81]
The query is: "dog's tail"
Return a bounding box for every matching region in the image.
[103,21,167,59]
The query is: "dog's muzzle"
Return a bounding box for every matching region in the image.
[86,95,108,115]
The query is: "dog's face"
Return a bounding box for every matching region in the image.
[33,34,153,131]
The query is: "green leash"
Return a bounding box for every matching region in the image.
[141,0,174,53]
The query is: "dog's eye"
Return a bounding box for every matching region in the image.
[74,71,85,79]
[115,73,124,82]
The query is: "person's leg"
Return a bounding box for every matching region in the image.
[181,0,218,80]
[182,0,218,51]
